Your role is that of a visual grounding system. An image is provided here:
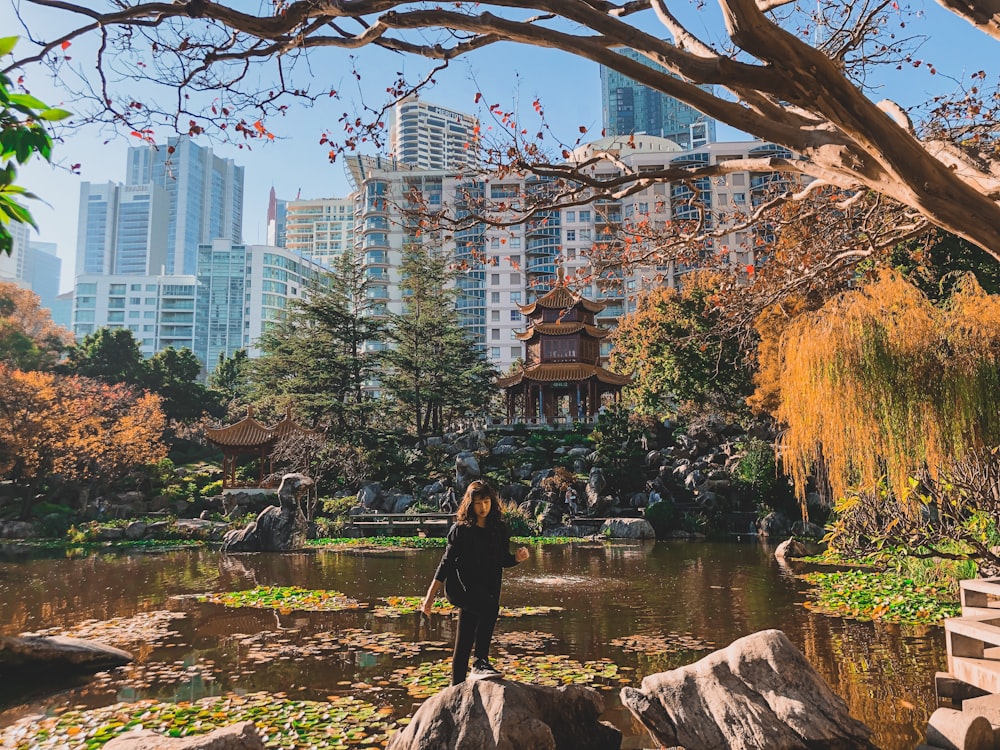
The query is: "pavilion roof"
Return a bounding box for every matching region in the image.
[205,408,313,448]
[514,322,611,340]
[497,362,631,388]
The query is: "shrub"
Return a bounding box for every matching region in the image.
[501,499,534,536]
[201,480,224,497]
[643,499,677,537]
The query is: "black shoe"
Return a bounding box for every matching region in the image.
[469,658,503,680]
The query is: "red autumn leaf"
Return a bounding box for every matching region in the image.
[60,40,71,50]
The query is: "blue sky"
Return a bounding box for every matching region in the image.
[6,0,997,293]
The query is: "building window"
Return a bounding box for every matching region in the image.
[510,291,521,303]
[491,292,501,303]
[565,211,575,222]
[510,346,521,359]
[579,229,592,241]
[566,230,576,241]
[491,310,501,321]
[510,310,521,321]
[510,238,521,249]
[734,193,747,204]
[491,328,500,340]
[144,297,156,305]
[579,210,591,222]
[130,297,141,305]
[491,347,501,359]
[509,273,520,285]
[491,273,500,285]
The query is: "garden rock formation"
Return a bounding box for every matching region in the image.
[0,635,132,675]
[620,629,876,750]
[104,721,263,749]
[221,473,312,552]
[386,678,621,750]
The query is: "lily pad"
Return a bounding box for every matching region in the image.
[21,611,186,648]
[390,650,629,699]
[610,632,715,655]
[372,596,455,618]
[197,586,365,613]
[0,691,399,749]
[492,630,559,654]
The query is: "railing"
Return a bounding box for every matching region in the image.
[485,415,600,429]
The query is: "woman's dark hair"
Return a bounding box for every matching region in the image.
[456,480,503,527]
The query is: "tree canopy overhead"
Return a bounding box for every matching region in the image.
[6,0,1000,265]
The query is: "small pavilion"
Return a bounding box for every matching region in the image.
[205,408,314,489]
[497,271,631,422]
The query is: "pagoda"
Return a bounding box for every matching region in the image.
[205,408,314,488]
[497,270,631,422]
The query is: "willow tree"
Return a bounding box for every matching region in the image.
[764,270,1000,520]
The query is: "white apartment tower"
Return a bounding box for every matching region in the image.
[389,97,479,171]
[284,197,356,264]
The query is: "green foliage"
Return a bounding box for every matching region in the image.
[201,479,223,497]
[62,328,147,386]
[643,498,677,537]
[31,502,75,537]
[0,39,69,256]
[500,498,534,536]
[208,348,251,407]
[197,585,364,612]
[610,283,753,417]
[380,244,497,439]
[250,253,384,430]
[588,404,648,495]
[147,346,222,423]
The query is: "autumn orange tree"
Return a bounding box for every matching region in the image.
[758,270,1000,530]
[0,364,167,514]
[0,280,72,370]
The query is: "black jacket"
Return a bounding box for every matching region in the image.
[434,522,518,610]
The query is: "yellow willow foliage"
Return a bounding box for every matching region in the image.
[776,269,1000,517]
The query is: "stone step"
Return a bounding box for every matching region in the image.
[961,579,1000,596]
[947,616,1000,654]
[949,656,1000,695]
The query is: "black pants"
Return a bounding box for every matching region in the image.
[452,602,500,684]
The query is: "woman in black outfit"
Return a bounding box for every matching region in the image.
[420,479,529,684]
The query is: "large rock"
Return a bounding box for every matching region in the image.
[757,511,791,539]
[386,679,621,750]
[600,518,656,539]
[105,721,263,749]
[0,635,133,675]
[620,629,875,750]
[221,474,312,553]
[455,452,482,497]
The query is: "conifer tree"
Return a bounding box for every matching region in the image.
[250,250,384,430]
[381,244,496,440]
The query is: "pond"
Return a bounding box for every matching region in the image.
[0,540,944,749]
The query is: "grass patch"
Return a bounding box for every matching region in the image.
[801,569,960,625]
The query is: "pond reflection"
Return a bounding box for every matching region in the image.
[0,541,943,748]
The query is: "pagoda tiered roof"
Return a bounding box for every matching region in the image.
[514,322,610,340]
[497,362,631,388]
[517,284,606,315]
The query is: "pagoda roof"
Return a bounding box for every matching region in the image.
[514,322,611,340]
[497,362,631,388]
[206,409,312,448]
[518,284,606,315]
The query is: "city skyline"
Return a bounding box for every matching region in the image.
[12,0,994,295]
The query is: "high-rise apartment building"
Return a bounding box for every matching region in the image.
[266,187,288,247]
[0,224,62,312]
[125,136,244,274]
[195,239,330,373]
[600,49,717,149]
[389,97,479,170]
[284,196,355,264]
[349,135,794,372]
